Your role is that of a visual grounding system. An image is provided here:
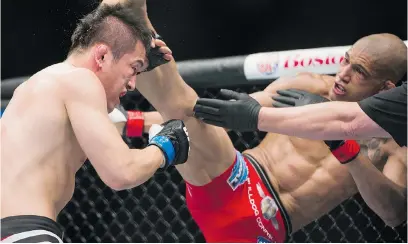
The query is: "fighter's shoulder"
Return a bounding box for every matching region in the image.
[295,72,333,86]
[59,68,105,100]
[295,72,331,80]
[265,72,332,95]
[60,67,100,87]
[29,66,100,91]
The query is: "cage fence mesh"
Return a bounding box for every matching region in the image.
[58,84,407,243]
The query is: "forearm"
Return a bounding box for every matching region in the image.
[109,108,164,137]
[258,102,387,140]
[114,146,164,190]
[143,111,163,132]
[258,102,355,139]
[346,154,407,226]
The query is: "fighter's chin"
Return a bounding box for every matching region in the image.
[329,93,347,102]
[328,89,338,101]
[107,106,115,113]
[107,101,117,113]
[329,84,348,101]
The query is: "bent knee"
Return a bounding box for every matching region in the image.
[176,149,237,186]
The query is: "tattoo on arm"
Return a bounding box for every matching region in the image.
[358,138,389,168]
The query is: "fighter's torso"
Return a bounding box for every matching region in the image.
[1,63,87,220]
[244,133,360,231]
[243,74,392,232]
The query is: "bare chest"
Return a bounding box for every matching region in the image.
[250,134,337,191]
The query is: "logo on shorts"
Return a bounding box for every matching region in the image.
[227,152,249,191]
[257,183,280,230]
[257,236,272,243]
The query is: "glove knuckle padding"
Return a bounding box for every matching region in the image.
[161,120,189,165]
[151,120,190,167]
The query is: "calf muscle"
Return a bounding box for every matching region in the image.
[136,61,235,185]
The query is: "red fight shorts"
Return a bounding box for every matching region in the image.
[185,151,292,243]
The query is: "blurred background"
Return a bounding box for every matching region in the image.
[2,0,407,79]
[1,0,407,243]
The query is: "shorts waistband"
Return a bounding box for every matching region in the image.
[1,215,63,240]
[243,153,293,239]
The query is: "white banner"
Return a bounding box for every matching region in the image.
[244,41,408,80]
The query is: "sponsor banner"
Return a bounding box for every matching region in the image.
[244,41,408,80]
[244,45,349,80]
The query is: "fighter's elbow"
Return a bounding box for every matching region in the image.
[105,168,147,191]
[100,173,131,191]
[106,179,129,191]
[383,215,406,228]
[104,176,141,191]
[97,164,139,191]
[380,203,407,228]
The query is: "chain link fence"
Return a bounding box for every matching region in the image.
[58,84,407,243]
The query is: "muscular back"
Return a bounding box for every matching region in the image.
[244,73,398,231]
[1,63,86,220]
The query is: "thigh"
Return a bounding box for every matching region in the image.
[175,116,236,186]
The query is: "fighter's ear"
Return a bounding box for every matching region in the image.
[94,44,109,69]
[380,80,396,92]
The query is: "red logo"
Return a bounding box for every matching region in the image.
[283,55,344,69]
[257,62,278,75]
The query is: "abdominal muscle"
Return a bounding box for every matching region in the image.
[244,133,358,232]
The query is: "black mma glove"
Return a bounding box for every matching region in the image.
[272,89,360,164]
[140,33,169,73]
[193,89,261,131]
[148,119,190,168]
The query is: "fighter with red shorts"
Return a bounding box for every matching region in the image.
[185,151,290,242]
[110,0,407,241]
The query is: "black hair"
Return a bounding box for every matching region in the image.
[69,2,152,59]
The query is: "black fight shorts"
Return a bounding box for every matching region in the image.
[1,215,63,243]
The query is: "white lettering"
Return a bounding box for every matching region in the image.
[248,186,259,216]
[257,217,274,241]
[248,176,275,242]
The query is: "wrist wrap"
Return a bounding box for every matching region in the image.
[126,111,144,137]
[331,140,360,164]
